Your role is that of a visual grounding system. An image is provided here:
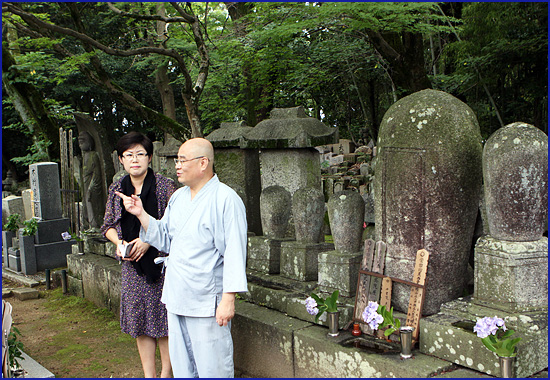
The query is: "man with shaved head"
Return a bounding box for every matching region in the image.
[116,138,248,378]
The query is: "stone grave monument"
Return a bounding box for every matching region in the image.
[318,190,365,297]
[247,186,293,274]
[19,162,75,274]
[77,130,106,231]
[374,89,483,315]
[419,122,548,377]
[241,106,337,196]
[206,121,262,236]
[280,187,334,281]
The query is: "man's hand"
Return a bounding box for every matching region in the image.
[215,293,236,327]
[124,237,150,262]
[115,191,143,217]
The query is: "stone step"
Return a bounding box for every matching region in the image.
[12,287,40,301]
[17,351,55,378]
[2,267,42,287]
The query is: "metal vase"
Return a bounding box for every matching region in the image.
[327,311,340,337]
[399,326,415,359]
[499,356,515,378]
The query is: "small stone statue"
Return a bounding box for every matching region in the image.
[78,131,105,231]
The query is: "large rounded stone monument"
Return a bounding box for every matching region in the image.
[374,89,483,315]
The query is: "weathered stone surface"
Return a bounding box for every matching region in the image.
[260,186,292,238]
[375,89,483,315]
[260,149,322,196]
[77,130,107,231]
[206,121,253,148]
[482,122,548,241]
[70,253,121,316]
[210,147,262,235]
[2,195,24,227]
[242,280,354,329]
[327,190,365,254]
[67,275,84,298]
[29,162,63,220]
[294,324,452,378]
[242,106,337,149]
[233,301,311,378]
[318,250,362,297]
[247,236,292,274]
[12,287,39,301]
[419,297,548,378]
[21,189,33,220]
[473,236,548,312]
[280,241,334,281]
[292,187,325,243]
[83,233,107,255]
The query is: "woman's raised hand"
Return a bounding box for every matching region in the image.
[115,192,143,217]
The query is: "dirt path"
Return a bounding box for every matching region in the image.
[3,280,158,378]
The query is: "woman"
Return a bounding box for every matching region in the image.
[101,132,177,378]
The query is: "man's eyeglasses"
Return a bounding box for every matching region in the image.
[122,152,148,160]
[173,156,206,165]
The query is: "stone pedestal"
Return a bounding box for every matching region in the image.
[280,241,334,281]
[247,236,293,274]
[8,247,21,272]
[34,218,71,244]
[34,241,74,271]
[419,297,547,378]
[473,236,548,312]
[19,234,37,274]
[318,250,362,297]
[2,231,15,266]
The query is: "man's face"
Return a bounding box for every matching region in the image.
[175,144,202,185]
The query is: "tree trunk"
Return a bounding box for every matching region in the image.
[367,30,432,97]
[2,44,59,160]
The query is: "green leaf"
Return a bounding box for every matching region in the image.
[384,327,396,337]
[481,337,497,354]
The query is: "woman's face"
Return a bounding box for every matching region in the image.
[119,144,151,178]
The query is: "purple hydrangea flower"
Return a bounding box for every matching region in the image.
[362,301,383,330]
[305,297,319,316]
[474,316,507,338]
[61,231,71,241]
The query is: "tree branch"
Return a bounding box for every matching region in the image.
[107,2,196,24]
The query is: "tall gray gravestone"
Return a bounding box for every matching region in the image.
[24,162,74,274]
[318,190,365,297]
[374,89,483,315]
[206,121,262,236]
[30,162,63,220]
[420,122,548,377]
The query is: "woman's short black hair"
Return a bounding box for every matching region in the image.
[116,132,154,157]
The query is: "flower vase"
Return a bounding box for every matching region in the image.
[499,356,515,378]
[327,311,340,337]
[399,326,415,359]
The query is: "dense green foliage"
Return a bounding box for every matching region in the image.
[2,2,547,181]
